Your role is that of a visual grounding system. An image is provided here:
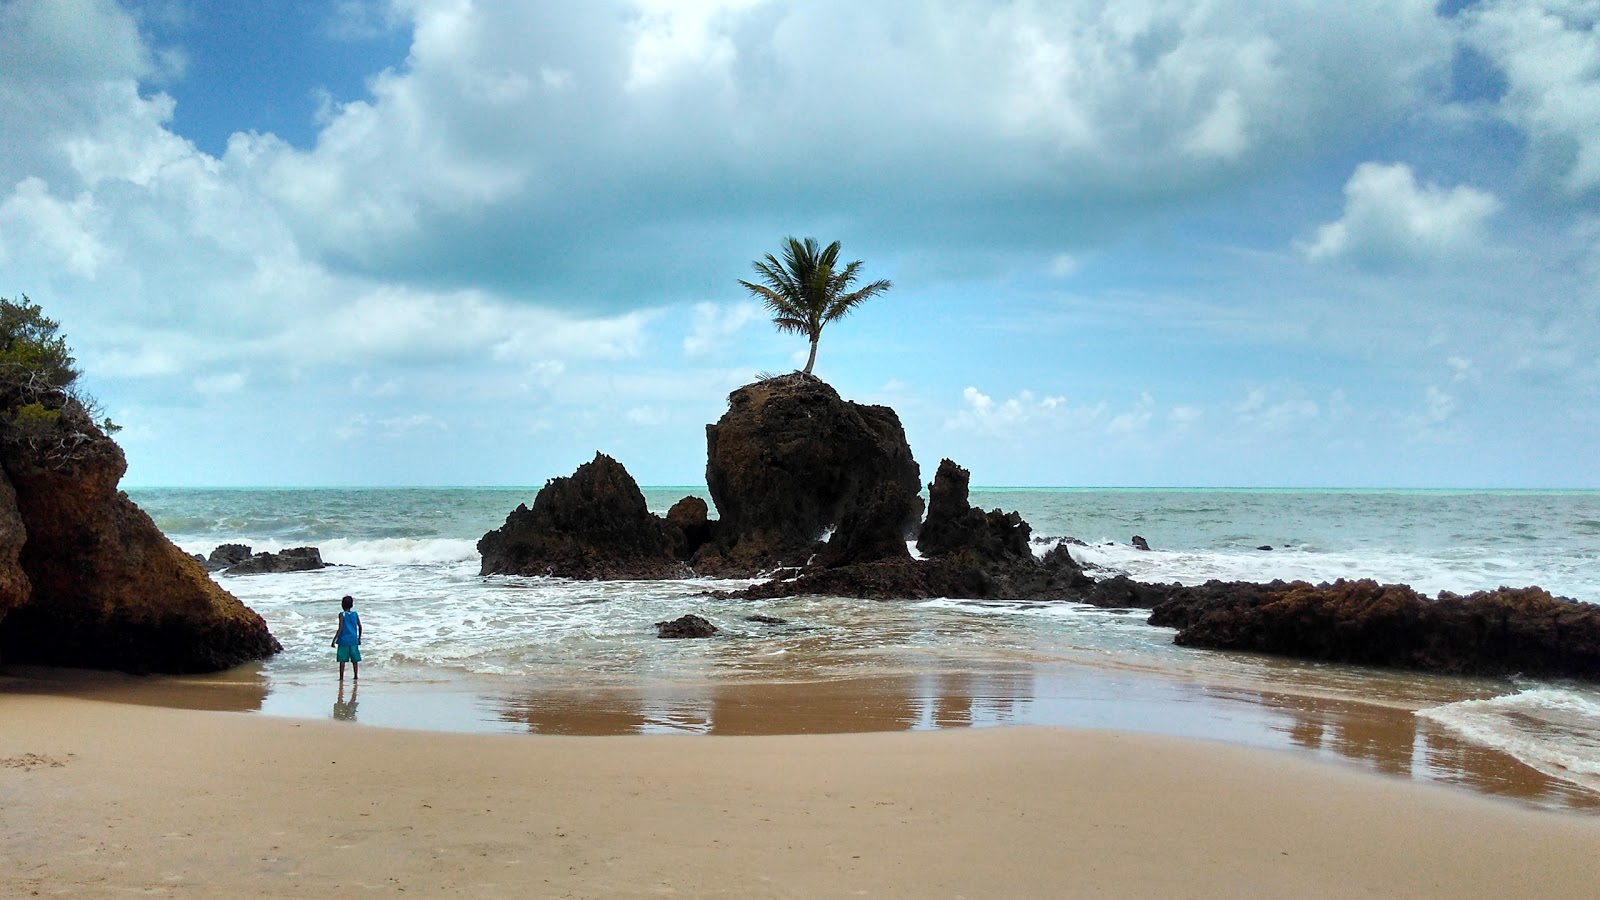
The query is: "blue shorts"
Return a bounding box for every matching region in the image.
[337,644,362,663]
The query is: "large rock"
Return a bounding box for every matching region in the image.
[0,404,281,673]
[726,542,1094,602]
[478,452,687,579]
[1149,578,1600,680]
[915,459,1031,562]
[703,374,922,572]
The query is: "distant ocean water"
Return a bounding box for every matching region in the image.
[128,486,1600,808]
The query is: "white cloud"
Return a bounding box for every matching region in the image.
[1300,162,1500,264]
[1466,0,1600,194]
[1232,386,1320,431]
[683,301,762,357]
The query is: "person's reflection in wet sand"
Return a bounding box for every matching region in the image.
[333,682,359,722]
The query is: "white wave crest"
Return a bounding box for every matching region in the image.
[1417,688,1600,793]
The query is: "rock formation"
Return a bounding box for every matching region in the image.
[0,403,281,673]
[222,546,327,575]
[478,452,688,580]
[916,459,1031,562]
[700,374,921,572]
[1147,578,1600,680]
[724,460,1094,603]
[0,472,30,629]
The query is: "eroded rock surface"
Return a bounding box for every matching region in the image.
[478,452,687,580]
[916,459,1031,563]
[0,404,280,673]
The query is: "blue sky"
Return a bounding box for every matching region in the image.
[1,0,1597,488]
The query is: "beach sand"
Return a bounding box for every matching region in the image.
[4,691,1599,898]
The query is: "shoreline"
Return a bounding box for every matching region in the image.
[4,691,1599,897]
[7,660,1599,814]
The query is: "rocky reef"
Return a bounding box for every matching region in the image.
[1145,578,1600,680]
[0,403,281,673]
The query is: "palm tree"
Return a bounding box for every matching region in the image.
[739,237,891,376]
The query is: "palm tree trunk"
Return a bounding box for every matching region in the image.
[802,336,819,374]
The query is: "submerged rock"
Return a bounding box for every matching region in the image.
[655,614,718,638]
[702,374,921,572]
[478,452,687,580]
[0,403,281,673]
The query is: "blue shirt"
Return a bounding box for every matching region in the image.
[336,610,360,646]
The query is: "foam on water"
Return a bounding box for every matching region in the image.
[1049,538,1599,602]
[1418,688,1600,794]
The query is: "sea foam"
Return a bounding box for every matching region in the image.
[1417,688,1600,794]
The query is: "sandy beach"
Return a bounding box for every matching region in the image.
[4,691,1598,898]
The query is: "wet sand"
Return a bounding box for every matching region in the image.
[4,690,1598,898]
[8,660,1596,812]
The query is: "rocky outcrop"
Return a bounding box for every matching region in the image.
[726,542,1094,602]
[478,452,687,580]
[1148,578,1600,680]
[701,374,921,572]
[665,496,713,561]
[201,543,253,572]
[0,404,281,673]
[916,459,1030,562]
[655,614,718,638]
[223,546,327,575]
[814,483,917,568]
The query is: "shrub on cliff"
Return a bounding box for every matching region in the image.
[0,296,118,467]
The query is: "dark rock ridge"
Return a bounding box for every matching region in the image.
[655,614,718,638]
[1145,578,1600,680]
[0,403,281,673]
[698,374,921,573]
[478,452,688,580]
[222,546,327,575]
[197,543,252,571]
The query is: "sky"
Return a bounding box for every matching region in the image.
[0,0,1597,488]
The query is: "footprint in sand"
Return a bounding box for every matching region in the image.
[1,753,74,771]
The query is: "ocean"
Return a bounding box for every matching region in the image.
[128,486,1600,810]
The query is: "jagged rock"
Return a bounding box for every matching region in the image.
[665,496,713,561]
[222,546,326,575]
[205,543,253,571]
[0,403,280,673]
[704,374,922,572]
[746,614,789,625]
[1131,535,1151,551]
[916,459,1030,562]
[1149,578,1600,680]
[478,452,687,580]
[655,614,718,638]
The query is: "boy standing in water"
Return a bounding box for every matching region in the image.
[331,595,362,681]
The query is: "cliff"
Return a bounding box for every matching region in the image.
[0,403,280,673]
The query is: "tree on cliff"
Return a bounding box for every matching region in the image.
[739,237,891,375]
